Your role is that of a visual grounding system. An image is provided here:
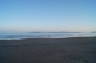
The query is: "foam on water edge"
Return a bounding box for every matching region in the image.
[0,32,96,40]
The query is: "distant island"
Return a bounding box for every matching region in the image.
[28,32,81,33]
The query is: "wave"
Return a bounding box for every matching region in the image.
[0,32,96,40]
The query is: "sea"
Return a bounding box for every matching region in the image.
[0,32,96,40]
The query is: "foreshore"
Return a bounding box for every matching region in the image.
[0,37,96,63]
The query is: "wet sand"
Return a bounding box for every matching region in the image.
[0,37,96,63]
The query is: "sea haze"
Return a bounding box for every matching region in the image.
[0,32,96,40]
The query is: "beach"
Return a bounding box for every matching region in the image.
[0,37,96,63]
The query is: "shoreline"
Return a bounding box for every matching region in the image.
[0,36,96,40]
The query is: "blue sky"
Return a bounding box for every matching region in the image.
[0,0,96,32]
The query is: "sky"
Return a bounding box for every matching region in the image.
[0,0,96,32]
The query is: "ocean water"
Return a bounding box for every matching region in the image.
[0,32,96,40]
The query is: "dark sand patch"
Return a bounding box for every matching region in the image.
[0,37,96,63]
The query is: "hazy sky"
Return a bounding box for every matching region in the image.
[0,0,96,32]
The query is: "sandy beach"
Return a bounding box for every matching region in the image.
[0,37,96,63]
